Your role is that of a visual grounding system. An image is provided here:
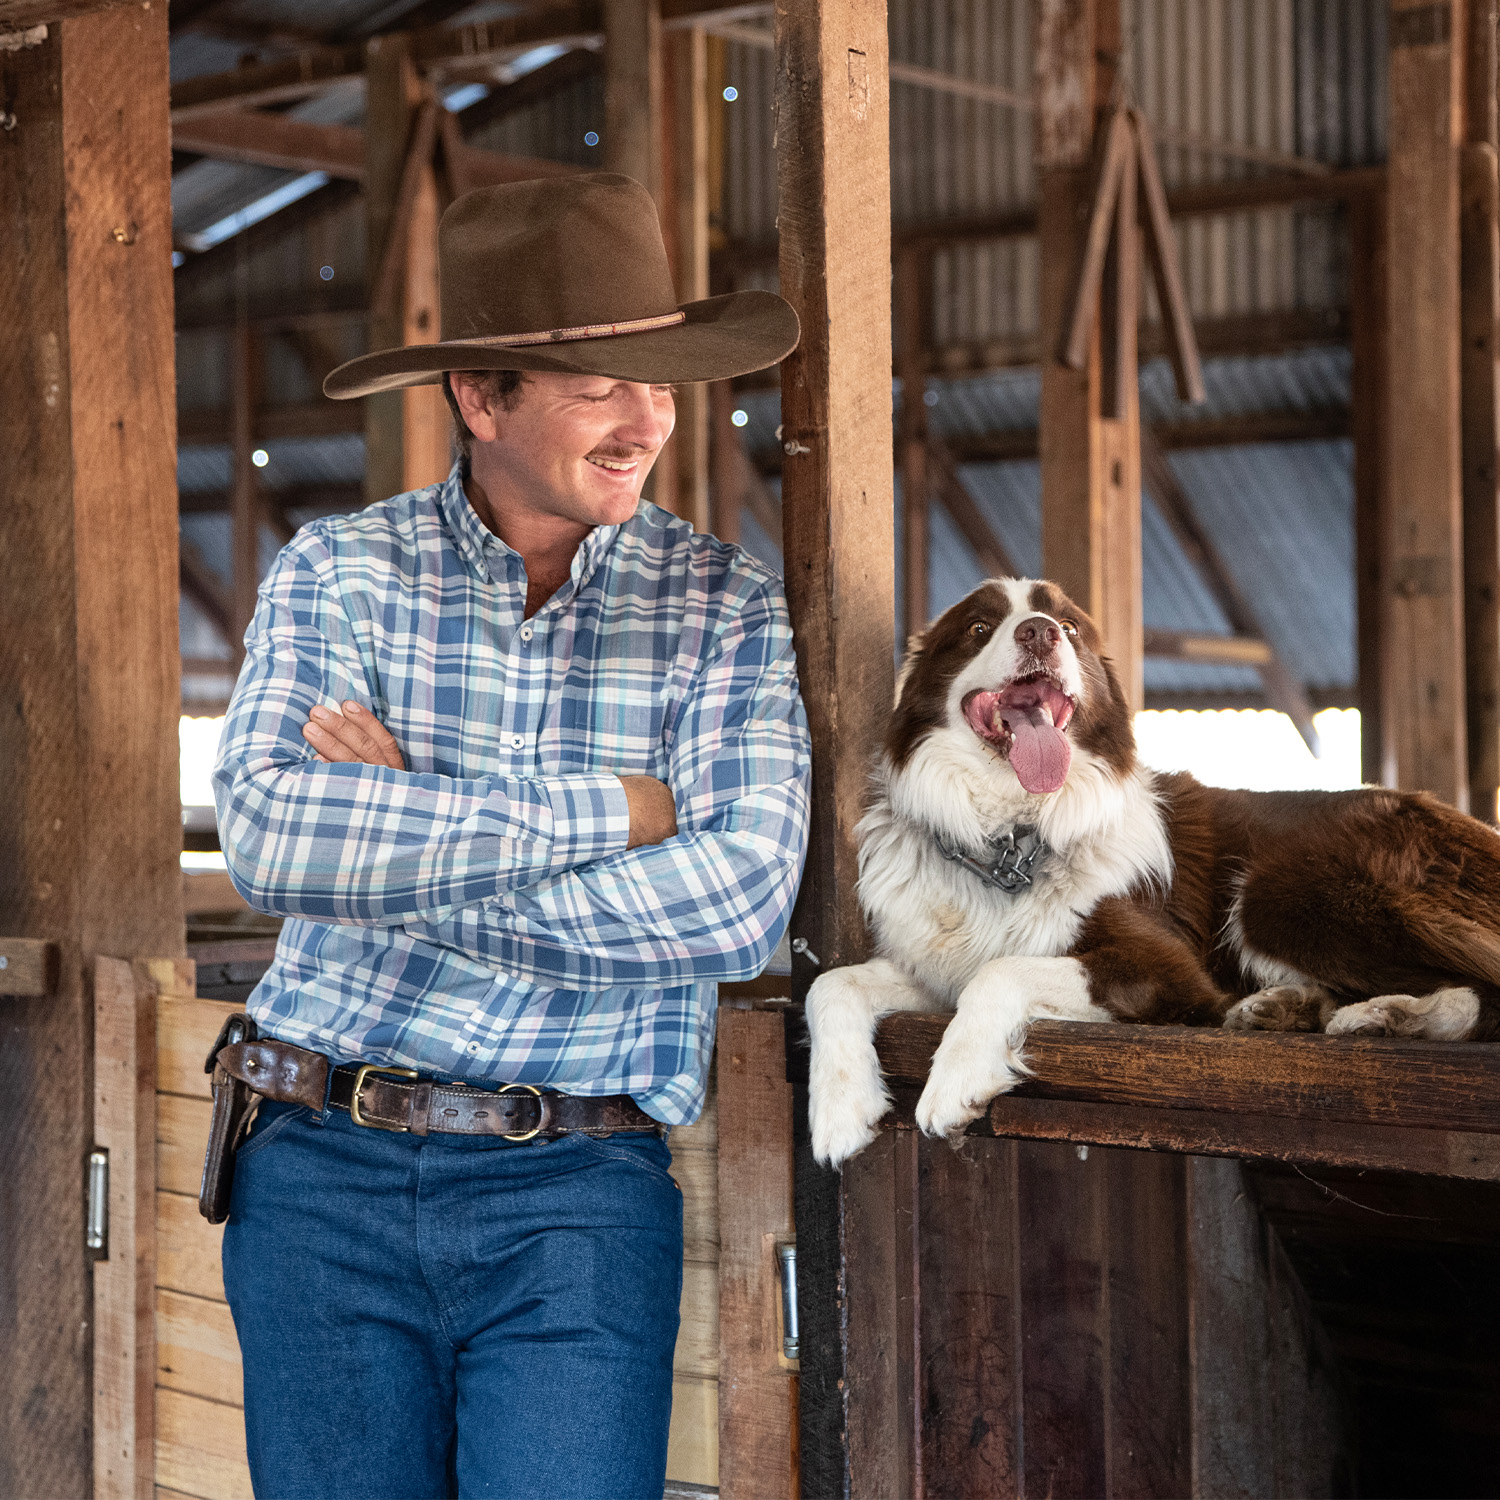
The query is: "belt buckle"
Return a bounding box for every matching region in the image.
[496,1082,549,1142]
[349,1064,419,1130]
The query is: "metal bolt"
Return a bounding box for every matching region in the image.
[790,937,821,967]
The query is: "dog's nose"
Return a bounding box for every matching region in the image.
[1014,615,1061,657]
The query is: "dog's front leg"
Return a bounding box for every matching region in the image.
[807,959,940,1167]
[915,955,1109,1140]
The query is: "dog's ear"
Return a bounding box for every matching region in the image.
[894,629,928,707]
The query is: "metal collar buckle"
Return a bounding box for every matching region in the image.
[349,1064,419,1130]
[936,826,1046,895]
[497,1082,550,1142]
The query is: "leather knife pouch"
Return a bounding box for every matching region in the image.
[199,1012,260,1224]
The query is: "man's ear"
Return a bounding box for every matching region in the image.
[450,374,500,443]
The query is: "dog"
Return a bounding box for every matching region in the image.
[807,577,1500,1167]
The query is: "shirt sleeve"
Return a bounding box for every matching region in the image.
[399,580,813,985]
[212,533,632,925]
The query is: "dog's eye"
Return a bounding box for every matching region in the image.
[968,621,991,639]
[1059,619,1079,639]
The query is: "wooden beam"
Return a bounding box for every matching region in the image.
[1037,0,1143,710]
[171,108,576,187]
[1463,0,1500,821]
[775,0,895,1492]
[1385,0,1469,809]
[897,249,929,635]
[716,1009,797,1500]
[451,45,599,132]
[0,938,59,997]
[1140,426,1320,752]
[0,8,184,1492]
[364,34,421,506]
[401,111,452,492]
[1350,191,1391,786]
[604,0,662,193]
[178,400,363,444]
[230,309,258,667]
[1143,629,1274,666]
[876,1013,1500,1138]
[925,437,1017,579]
[92,958,157,1500]
[665,25,710,531]
[181,481,364,517]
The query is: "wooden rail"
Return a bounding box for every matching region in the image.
[875,1014,1500,1179]
[0,938,58,996]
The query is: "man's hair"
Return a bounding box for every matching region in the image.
[442,370,526,466]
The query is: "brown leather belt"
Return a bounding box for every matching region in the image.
[199,1015,660,1224]
[213,1024,660,1141]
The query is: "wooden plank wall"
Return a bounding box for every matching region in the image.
[865,1134,1346,1500]
[151,991,723,1497]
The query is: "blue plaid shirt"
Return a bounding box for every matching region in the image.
[213,469,811,1123]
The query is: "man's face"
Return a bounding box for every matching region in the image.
[457,371,676,529]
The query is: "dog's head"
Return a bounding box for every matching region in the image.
[888,578,1135,799]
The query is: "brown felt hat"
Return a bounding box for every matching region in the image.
[324,173,799,398]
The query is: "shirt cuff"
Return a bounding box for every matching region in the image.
[537,772,634,871]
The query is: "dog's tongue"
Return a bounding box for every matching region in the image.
[1005,702,1072,794]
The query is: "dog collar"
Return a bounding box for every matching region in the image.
[935,826,1048,895]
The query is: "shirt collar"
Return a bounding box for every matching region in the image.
[434,462,631,597]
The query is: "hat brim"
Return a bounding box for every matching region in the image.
[323,289,799,399]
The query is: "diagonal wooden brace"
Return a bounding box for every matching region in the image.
[1133,107,1206,404]
[1061,106,1134,371]
[371,97,441,322]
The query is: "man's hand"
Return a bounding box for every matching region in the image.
[301,702,407,770]
[619,776,677,849]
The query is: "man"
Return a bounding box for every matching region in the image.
[211,174,810,1499]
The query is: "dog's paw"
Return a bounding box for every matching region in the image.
[913,1018,1027,1141]
[808,1048,891,1168]
[1223,984,1335,1032]
[1325,989,1479,1040]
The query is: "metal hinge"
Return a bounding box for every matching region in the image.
[86,1149,108,1255]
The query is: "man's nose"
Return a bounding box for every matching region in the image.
[613,384,674,448]
[1014,615,1061,657]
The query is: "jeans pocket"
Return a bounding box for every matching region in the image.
[571,1131,679,1188]
[235,1103,311,1162]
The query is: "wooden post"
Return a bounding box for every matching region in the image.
[775,0,895,1489]
[230,300,258,664]
[666,26,711,532]
[1463,0,1500,820]
[0,7,184,1493]
[604,0,662,195]
[401,122,451,492]
[93,960,158,1500]
[716,1009,797,1500]
[897,249,930,637]
[1350,190,1393,787]
[1035,0,1144,709]
[1385,0,1469,809]
[364,34,420,506]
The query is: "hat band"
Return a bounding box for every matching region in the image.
[450,310,686,350]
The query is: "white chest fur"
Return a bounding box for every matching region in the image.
[858,729,1173,1004]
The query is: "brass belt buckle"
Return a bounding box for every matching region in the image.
[349,1064,419,1130]
[496,1082,549,1142]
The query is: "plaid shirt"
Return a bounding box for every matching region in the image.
[213,469,811,1123]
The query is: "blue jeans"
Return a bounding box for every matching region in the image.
[221,1095,683,1500]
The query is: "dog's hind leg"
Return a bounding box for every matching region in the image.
[915,955,1108,1140]
[807,959,941,1167]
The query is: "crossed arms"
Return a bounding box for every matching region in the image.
[213,537,813,988]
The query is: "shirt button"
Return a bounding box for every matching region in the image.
[519,625,533,643]
[510,734,525,750]
[466,1042,481,1055]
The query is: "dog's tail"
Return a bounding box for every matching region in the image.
[1400,900,1500,990]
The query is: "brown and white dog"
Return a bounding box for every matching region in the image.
[807,577,1500,1167]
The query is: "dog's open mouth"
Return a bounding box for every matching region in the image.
[962,674,1077,794]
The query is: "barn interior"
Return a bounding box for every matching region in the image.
[3,1,1500,1497]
